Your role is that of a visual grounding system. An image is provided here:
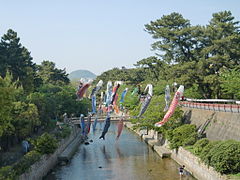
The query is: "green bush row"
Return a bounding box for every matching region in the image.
[191,139,240,174]
[0,132,59,180]
[32,132,58,154]
[166,124,198,149]
[162,123,240,175]
[55,125,72,139]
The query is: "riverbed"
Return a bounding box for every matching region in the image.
[45,122,195,180]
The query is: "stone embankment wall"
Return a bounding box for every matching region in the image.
[19,126,81,180]
[124,122,228,180]
[182,107,240,141]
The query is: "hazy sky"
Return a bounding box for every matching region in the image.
[0,0,239,75]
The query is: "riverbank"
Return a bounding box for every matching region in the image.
[19,126,82,180]
[124,122,229,180]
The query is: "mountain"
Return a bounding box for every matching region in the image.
[68,70,96,80]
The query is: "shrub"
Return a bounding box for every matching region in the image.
[201,140,240,174]
[12,150,41,176]
[192,138,210,156]
[33,133,58,154]
[199,141,221,165]
[167,124,198,149]
[55,126,71,139]
[0,166,16,180]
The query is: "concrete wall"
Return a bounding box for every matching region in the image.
[182,107,240,141]
[19,126,80,180]
[171,148,227,180]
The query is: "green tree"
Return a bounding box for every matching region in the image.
[219,68,240,99]
[0,29,37,93]
[198,11,240,98]
[0,75,15,137]
[12,102,40,139]
[145,12,197,64]
[0,72,20,150]
[37,60,69,86]
[135,56,166,81]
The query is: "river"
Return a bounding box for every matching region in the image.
[45,122,196,180]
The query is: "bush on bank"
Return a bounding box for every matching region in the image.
[187,139,240,175]
[201,140,240,174]
[32,133,58,154]
[12,150,41,177]
[0,150,41,180]
[55,125,72,139]
[0,166,16,180]
[167,124,198,149]
[191,138,210,156]
[0,132,63,180]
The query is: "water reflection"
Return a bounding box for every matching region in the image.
[45,122,195,180]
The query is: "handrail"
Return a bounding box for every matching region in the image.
[185,98,239,104]
[180,101,240,113]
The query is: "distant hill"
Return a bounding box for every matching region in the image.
[68,70,96,80]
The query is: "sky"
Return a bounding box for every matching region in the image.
[0,0,240,75]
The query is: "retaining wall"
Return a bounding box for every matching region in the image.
[182,107,240,141]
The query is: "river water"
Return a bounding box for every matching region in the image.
[45,122,196,180]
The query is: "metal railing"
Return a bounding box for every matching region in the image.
[179,101,240,113]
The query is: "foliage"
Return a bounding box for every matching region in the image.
[167,124,198,149]
[0,29,90,153]
[55,125,72,139]
[192,138,210,156]
[219,68,240,99]
[0,150,41,180]
[32,133,58,154]
[183,83,202,99]
[198,141,221,164]
[135,56,167,81]
[144,11,240,98]
[137,96,165,129]
[94,67,146,86]
[199,140,240,174]
[27,84,91,127]
[123,94,139,111]
[0,29,38,93]
[11,102,40,139]
[0,74,15,137]
[12,150,41,176]
[37,60,70,86]
[0,166,16,180]
[228,173,240,180]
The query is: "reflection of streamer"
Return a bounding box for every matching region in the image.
[113,94,119,114]
[101,145,111,163]
[115,144,124,158]
[80,114,85,136]
[92,115,98,132]
[116,117,124,140]
[85,114,91,134]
